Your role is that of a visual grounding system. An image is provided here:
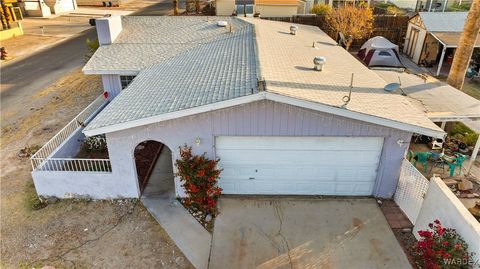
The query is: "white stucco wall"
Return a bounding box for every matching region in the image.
[96,16,122,46]
[216,0,235,15]
[101,74,122,100]
[414,177,480,264]
[256,5,298,17]
[105,100,411,199]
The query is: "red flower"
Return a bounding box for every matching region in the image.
[197,170,205,177]
[418,230,433,238]
[442,241,449,246]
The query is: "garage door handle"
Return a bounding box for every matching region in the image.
[249,177,255,180]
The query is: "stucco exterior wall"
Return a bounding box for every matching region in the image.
[216,0,235,15]
[101,74,122,100]
[414,177,480,263]
[32,170,134,198]
[256,5,298,17]
[106,100,412,199]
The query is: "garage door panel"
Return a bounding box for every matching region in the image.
[216,136,383,196]
[216,136,383,151]
[218,150,381,166]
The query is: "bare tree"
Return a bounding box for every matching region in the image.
[447,0,480,90]
[326,5,374,51]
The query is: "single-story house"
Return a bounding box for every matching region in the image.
[31,16,445,200]
[216,0,305,17]
[403,12,480,76]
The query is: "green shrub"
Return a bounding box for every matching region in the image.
[311,4,332,16]
[448,2,471,11]
[450,122,479,147]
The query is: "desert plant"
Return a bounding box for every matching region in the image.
[175,145,222,219]
[311,3,332,15]
[414,219,475,269]
[81,134,107,152]
[450,122,479,146]
[326,4,374,51]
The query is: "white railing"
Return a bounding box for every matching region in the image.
[32,158,112,172]
[30,94,110,172]
[394,158,430,225]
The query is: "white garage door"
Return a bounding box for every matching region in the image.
[216,136,384,196]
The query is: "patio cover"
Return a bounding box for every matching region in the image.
[431,32,480,48]
[375,69,480,175]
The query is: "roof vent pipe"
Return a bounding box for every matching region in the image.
[290,25,298,35]
[313,56,326,71]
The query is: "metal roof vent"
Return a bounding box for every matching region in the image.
[290,25,298,35]
[313,56,326,71]
[217,21,228,27]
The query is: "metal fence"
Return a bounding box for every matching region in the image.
[30,94,110,172]
[394,158,430,224]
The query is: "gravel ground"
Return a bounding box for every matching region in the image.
[0,69,193,268]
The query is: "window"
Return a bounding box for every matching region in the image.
[236,4,254,15]
[378,51,392,57]
[120,75,136,89]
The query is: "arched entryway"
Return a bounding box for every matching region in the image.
[133,140,174,197]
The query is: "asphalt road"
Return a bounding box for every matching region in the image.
[0,29,97,127]
[0,0,182,128]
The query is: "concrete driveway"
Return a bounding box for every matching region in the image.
[209,197,411,269]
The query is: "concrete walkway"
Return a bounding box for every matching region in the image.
[141,147,211,269]
[209,197,411,269]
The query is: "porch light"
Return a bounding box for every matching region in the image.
[313,56,326,71]
[195,137,201,146]
[290,25,298,35]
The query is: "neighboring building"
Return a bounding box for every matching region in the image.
[75,0,125,7]
[44,0,77,14]
[216,0,308,17]
[415,0,472,12]
[20,0,76,17]
[403,12,480,76]
[31,16,445,200]
[0,0,24,40]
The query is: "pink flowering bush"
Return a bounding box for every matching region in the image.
[414,219,475,269]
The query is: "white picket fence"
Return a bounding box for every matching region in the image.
[30,95,110,172]
[394,158,430,225]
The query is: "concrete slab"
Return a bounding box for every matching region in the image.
[141,147,212,269]
[209,197,411,269]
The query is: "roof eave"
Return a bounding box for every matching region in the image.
[84,92,445,139]
[82,68,140,76]
[265,92,446,139]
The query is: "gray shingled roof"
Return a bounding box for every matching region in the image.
[84,17,257,131]
[418,12,467,32]
[83,16,252,74]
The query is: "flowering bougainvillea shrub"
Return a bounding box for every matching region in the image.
[175,145,222,231]
[414,219,475,269]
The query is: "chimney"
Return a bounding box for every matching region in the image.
[96,16,123,46]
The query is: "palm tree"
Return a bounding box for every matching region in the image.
[447,0,480,90]
[1,0,11,30]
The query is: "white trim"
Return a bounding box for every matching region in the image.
[82,69,140,76]
[84,92,446,138]
[265,93,445,138]
[83,93,267,136]
[428,115,480,122]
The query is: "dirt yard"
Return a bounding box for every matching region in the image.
[0,69,193,268]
